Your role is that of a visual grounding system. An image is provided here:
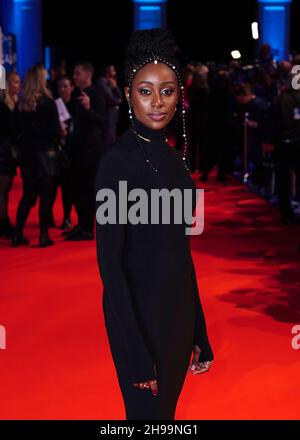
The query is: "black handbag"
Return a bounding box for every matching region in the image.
[0,138,18,168]
[57,143,71,169]
[37,148,61,176]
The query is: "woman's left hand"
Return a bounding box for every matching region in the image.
[133,379,158,396]
[189,345,213,375]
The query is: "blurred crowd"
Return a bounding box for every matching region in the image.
[177,43,300,226]
[0,61,121,246]
[1,43,300,248]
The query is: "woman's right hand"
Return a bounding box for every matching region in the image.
[189,345,213,375]
[133,379,158,396]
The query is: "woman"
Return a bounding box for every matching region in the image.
[12,64,61,247]
[56,75,75,230]
[95,29,214,420]
[0,71,20,239]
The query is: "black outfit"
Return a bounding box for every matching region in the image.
[56,114,76,226]
[0,101,17,176]
[95,118,214,420]
[0,100,17,238]
[187,83,210,172]
[67,85,105,234]
[206,82,236,180]
[234,96,269,178]
[96,77,122,148]
[14,95,61,238]
[272,89,300,219]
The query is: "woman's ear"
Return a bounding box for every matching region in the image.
[124,87,130,105]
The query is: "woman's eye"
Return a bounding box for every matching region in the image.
[139,89,151,96]
[161,89,174,96]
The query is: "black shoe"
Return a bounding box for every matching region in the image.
[65,229,94,241]
[62,224,81,237]
[0,219,15,239]
[59,219,72,230]
[39,234,54,247]
[12,232,30,247]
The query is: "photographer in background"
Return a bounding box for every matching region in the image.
[96,64,122,149]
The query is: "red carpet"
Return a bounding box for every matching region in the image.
[1,170,300,419]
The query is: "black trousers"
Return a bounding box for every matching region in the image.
[0,174,14,221]
[61,168,75,220]
[73,166,97,232]
[275,140,300,217]
[104,303,191,420]
[16,171,56,233]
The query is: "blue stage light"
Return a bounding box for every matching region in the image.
[258,0,293,61]
[132,0,167,30]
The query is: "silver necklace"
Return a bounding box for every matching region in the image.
[130,126,190,174]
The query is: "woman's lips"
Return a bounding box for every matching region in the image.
[148,112,167,121]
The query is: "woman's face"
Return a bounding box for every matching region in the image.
[125,62,180,130]
[8,74,20,96]
[58,78,74,103]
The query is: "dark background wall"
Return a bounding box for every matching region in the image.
[291,0,300,55]
[42,0,300,74]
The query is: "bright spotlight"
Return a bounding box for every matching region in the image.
[251,22,259,40]
[231,50,241,60]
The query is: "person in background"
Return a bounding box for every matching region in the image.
[203,70,236,182]
[0,71,20,239]
[56,59,67,79]
[187,71,210,173]
[64,62,105,241]
[56,76,76,230]
[271,71,300,224]
[12,64,61,247]
[234,82,269,185]
[96,64,123,149]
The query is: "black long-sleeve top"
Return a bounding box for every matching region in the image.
[67,85,106,167]
[16,95,60,151]
[15,95,61,174]
[95,118,214,384]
